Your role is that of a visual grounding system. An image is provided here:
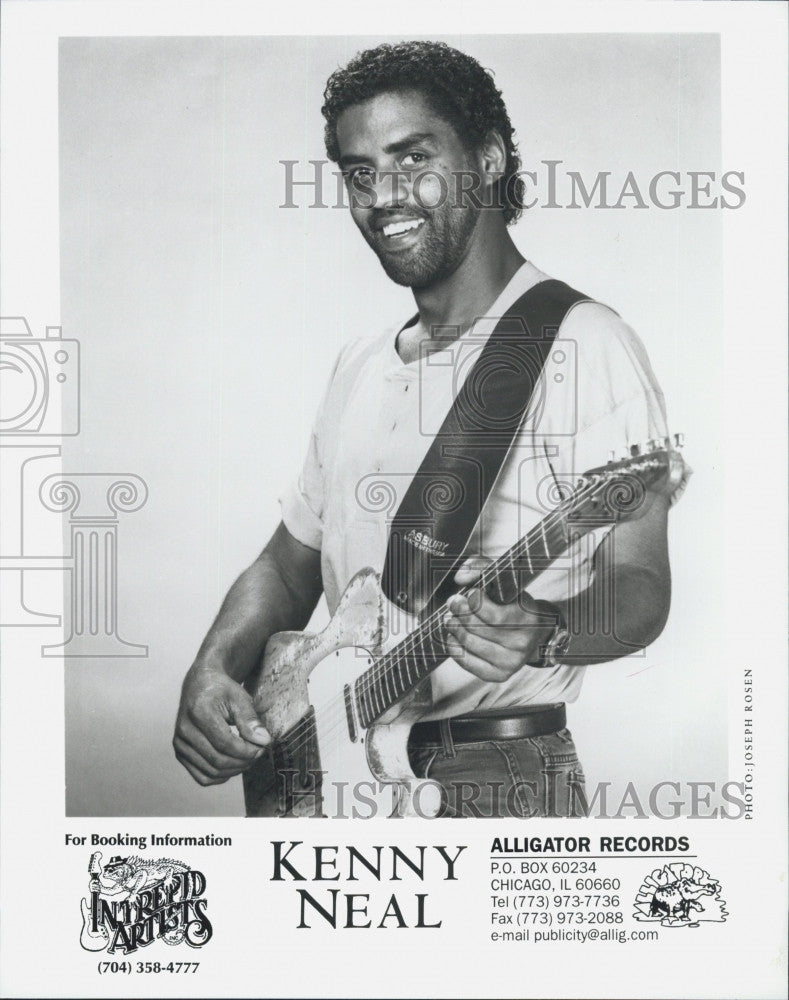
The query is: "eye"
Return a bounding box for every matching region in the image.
[344,166,375,188]
[401,151,428,168]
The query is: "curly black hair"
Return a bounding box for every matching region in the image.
[322,41,525,225]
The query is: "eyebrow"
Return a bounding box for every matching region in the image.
[338,132,437,168]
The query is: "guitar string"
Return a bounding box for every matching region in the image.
[261,472,611,764]
[265,467,641,765]
[263,468,636,767]
[262,460,662,766]
[354,516,571,720]
[265,510,575,766]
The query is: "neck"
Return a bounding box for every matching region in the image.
[413,222,525,336]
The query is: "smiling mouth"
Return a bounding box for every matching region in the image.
[381,218,425,239]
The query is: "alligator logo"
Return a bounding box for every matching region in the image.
[633,862,727,928]
[80,851,213,953]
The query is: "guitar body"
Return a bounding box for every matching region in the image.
[243,569,442,819]
[80,897,108,951]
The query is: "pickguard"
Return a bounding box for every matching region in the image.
[242,568,440,818]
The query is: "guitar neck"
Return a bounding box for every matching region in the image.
[353,500,578,729]
[352,443,679,729]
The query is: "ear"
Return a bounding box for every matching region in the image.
[478,129,507,194]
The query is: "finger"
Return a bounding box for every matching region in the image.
[449,589,521,630]
[445,616,523,674]
[229,690,271,747]
[176,753,230,787]
[181,713,265,766]
[188,700,268,759]
[173,741,233,785]
[173,735,244,781]
[450,589,554,635]
[446,608,540,654]
[460,606,556,659]
[179,721,265,776]
[173,731,252,776]
[445,640,512,682]
[448,589,500,623]
[453,556,492,585]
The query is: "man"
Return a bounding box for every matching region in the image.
[174,41,685,817]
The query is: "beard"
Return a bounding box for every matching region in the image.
[361,203,481,289]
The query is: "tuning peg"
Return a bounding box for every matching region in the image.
[629,444,641,456]
[673,432,685,449]
[647,438,662,452]
[607,450,617,464]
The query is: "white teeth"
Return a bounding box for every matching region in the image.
[382,218,424,238]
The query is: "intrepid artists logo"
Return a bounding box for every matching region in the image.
[79,851,213,953]
[633,862,727,928]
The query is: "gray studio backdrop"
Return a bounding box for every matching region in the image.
[60,34,724,816]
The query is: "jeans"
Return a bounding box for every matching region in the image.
[408,727,586,818]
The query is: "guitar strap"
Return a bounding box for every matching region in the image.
[381,278,589,616]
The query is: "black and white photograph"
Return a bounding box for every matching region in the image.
[61,32,723,820]
[0,2,786,998]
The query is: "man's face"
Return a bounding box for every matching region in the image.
[336,90,483,289]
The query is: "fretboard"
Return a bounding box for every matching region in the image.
[354,505,579,729]
[352,448,675,727]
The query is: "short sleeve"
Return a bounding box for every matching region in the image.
[544,302,690,505]
[278,346,346,551]
[279,430,325,551]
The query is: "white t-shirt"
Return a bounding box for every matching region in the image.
[280,260,684,718]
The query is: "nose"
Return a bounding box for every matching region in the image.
[370,168,411,210]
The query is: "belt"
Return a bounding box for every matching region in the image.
[409,704,566,746]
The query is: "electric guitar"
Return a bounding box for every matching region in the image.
[242,439,685,819]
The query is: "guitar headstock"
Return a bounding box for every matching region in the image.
[571,434,686,520]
